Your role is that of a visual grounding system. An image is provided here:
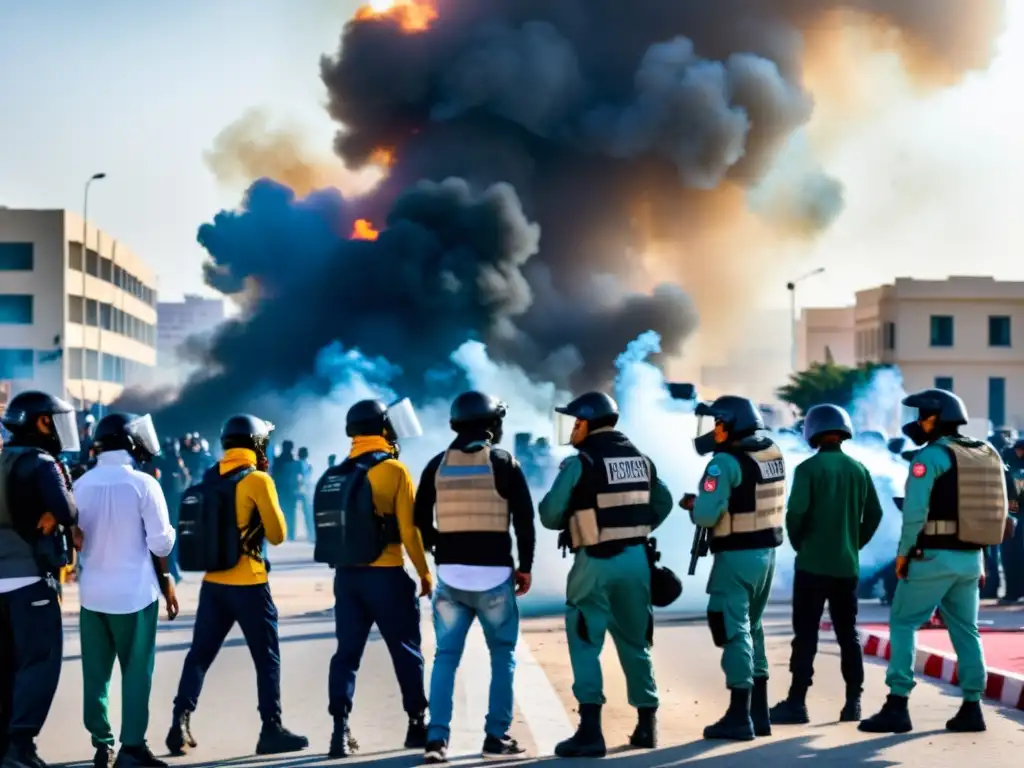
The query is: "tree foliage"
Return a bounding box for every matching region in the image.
[777,361,892,417]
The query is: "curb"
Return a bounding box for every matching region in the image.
[820,620,1024,710]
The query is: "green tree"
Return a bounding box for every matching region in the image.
[777,361,892,417]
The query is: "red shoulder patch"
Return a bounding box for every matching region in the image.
[911,462,927,478]
[703,477,718,493]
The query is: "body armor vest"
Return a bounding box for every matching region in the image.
[566,429,654,552]
[710,440,785,553]
[0,447,45,579]
[919,438,1007,550]
[435,446,508,534]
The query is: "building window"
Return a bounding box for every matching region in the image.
[989,377,1006,427]
[930,315,954,347]
[85,350,99,380]
[100,302,112,330]
[989,316,1011,347]
[935,376,954,392]
[113,265,123,288]
[86,249,99,276]
[0,349,34,379]
[85,298,98,327]
[68,348,83,379]
[884,322,896,351]
[69,296,84,324]
[0,243,33,271]
[0,295,33,325]
[69,243,83,271]
[100,257,113,282]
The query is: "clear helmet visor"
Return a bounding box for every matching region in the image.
[51,410,81,454]
[126,414,160,457]
[386,397,423,440]
[554,412,577,446]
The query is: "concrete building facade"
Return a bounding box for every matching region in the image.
[796,306,856,370]
[0,208,158,408]
[802,276,1024,430]
[157,294,225,366]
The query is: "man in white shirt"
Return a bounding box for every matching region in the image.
[73,413,177,768]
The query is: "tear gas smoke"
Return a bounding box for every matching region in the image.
[122,0,1006,433]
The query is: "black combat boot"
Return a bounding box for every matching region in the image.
[629,707,658,749]
[113,743,167,767]
[839,688,862,722]
[751,677,772,736]
[404,712,428,749]
[92,745,114,768]
[1,737,45,768]
[554,703,607,758]
[945,700,986,732]
[703,688,756,741]
[769,684,809,726]
[165,711,196,756]
[858,694,912,734]
[255,719,309,755]
[328,718,358,759]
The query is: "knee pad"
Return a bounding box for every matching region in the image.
[707,610,729,648]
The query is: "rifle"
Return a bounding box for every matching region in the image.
[689,524,709,576]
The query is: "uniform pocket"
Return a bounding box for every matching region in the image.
[707,610,728,647]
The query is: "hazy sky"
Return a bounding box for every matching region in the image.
[1,1,1022,308]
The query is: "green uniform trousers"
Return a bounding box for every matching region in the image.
[565,544,658,708]
[887,549,985,701]
[706,548,776,689]
[80,600,159,748]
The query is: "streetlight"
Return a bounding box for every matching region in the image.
[82,172,106,411]
[787,267,825,373]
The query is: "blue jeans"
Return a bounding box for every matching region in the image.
[427,577,519,743]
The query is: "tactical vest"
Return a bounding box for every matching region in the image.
[177,465,258,573]
[710,441,786,553]
[919,438,1007,550]
[313,451,398,567]
[435,446,508,534]
[566,430,654,552]
[0,447,45,579]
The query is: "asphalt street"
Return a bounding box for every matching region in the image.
[38,543,1024,767]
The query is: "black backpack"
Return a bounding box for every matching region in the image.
[313,451,398,567]
[177,466,256,573]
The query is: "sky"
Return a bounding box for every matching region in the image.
[1,0,1022,310]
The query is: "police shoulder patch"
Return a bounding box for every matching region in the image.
[703,477,718,493]
[706,463,722,477]
[911,462,927,478]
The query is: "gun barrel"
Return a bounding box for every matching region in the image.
[688,526,706,576]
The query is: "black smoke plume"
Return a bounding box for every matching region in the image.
[120,0,1005,434]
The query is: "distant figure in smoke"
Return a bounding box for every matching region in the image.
[312,399,432,759]
[327,454,337,469]
[540,392,674,757]
[414,392,536,763]
[296,447,314,543]
[860,389,1007,735]
[770,404,883,726]
[683,396,784,741]
[998,439,1024,604]
[271,441,300,542]
[155,437,191,583]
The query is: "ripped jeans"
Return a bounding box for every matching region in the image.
[426,578,519,743]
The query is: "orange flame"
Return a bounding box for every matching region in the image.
[351,219,380,241]
[353,0,437,33]
[369,147,395,168]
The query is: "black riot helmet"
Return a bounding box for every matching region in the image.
[802,404,854,449]
[93,412,161,462]
[346,399,393,439]
[554,392,619,447]
[450,391,507,442]
[163,436,180,456]
[221,414,274,456]
[1,390,80,455]
[901,388,968,445]
[693,395,764,456]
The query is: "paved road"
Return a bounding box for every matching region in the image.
[39,544,1024,767]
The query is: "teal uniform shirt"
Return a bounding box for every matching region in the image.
[539,453,674,708]
[693,451,776,690]
[886,436,986,700]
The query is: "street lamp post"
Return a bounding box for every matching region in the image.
[787,267,826,373]
[82,172,106,412]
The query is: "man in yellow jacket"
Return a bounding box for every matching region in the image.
[314,399,432,759]
[165,415,308,757]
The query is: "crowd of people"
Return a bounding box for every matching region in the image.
[0,383,1020,767]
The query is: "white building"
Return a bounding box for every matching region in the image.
[0,208,158,408]
[157,294,225,366]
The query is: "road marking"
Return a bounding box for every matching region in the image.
[447,623,491,757]
[513,627,573,756]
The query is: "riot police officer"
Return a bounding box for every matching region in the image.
[860,389,1007,734]
[0,391,80,768]
[682,396,784,741]
[538,392,675,758]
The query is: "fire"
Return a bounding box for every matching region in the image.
[351,218,380,241]
[353,0,437,33]
[369,147,395,168]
